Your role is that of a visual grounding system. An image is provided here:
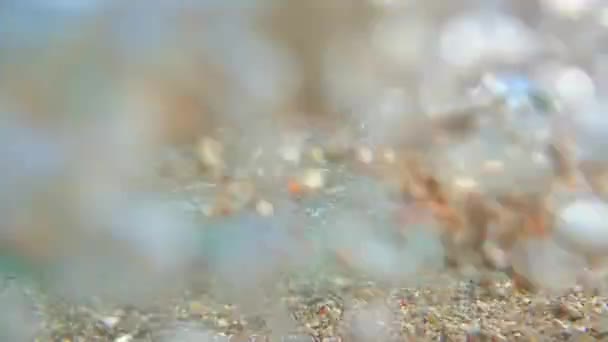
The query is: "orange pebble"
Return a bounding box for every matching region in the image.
[287,179,304,196]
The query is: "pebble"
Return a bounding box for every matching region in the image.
[382,148,396,164]
[217,318,230,328]
[279,145,302,165]
[555,302,584,321]
[99,316,120,330]
[114,335,133,342]
[197,136,225,175]
[554,198,608,258]
[356,146,374,164]
[489,285,509,299]
[301,169,326,190]
[256,200,274,217]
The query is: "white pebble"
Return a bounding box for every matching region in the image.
[357,147,374,164]
[555,67,595,107]
[555,198,608,257]
[382,148,396,164]
[114,335,133,342]
[256,199,274,217]
[302,169,327,190]
[100,316,120,329]
[196,136,224,170]
[452,177,478,191]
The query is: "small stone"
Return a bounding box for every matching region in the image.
[382,148,396,164]
[553,318,570,332]
[555,302,584,321]
[475,300,489,312]
[554,198,608,258]
[356,146,374,164]
[197,136,225,176]
[100,316,120,330]
[491,286,508,299]
[301,169,326,190]
[114,335,133,342]
[217,318,230,328]
[256,200,274,217]
[451,176,478,192]
[279,145,302,164]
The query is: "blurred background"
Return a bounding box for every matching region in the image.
[1,0,608,340]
